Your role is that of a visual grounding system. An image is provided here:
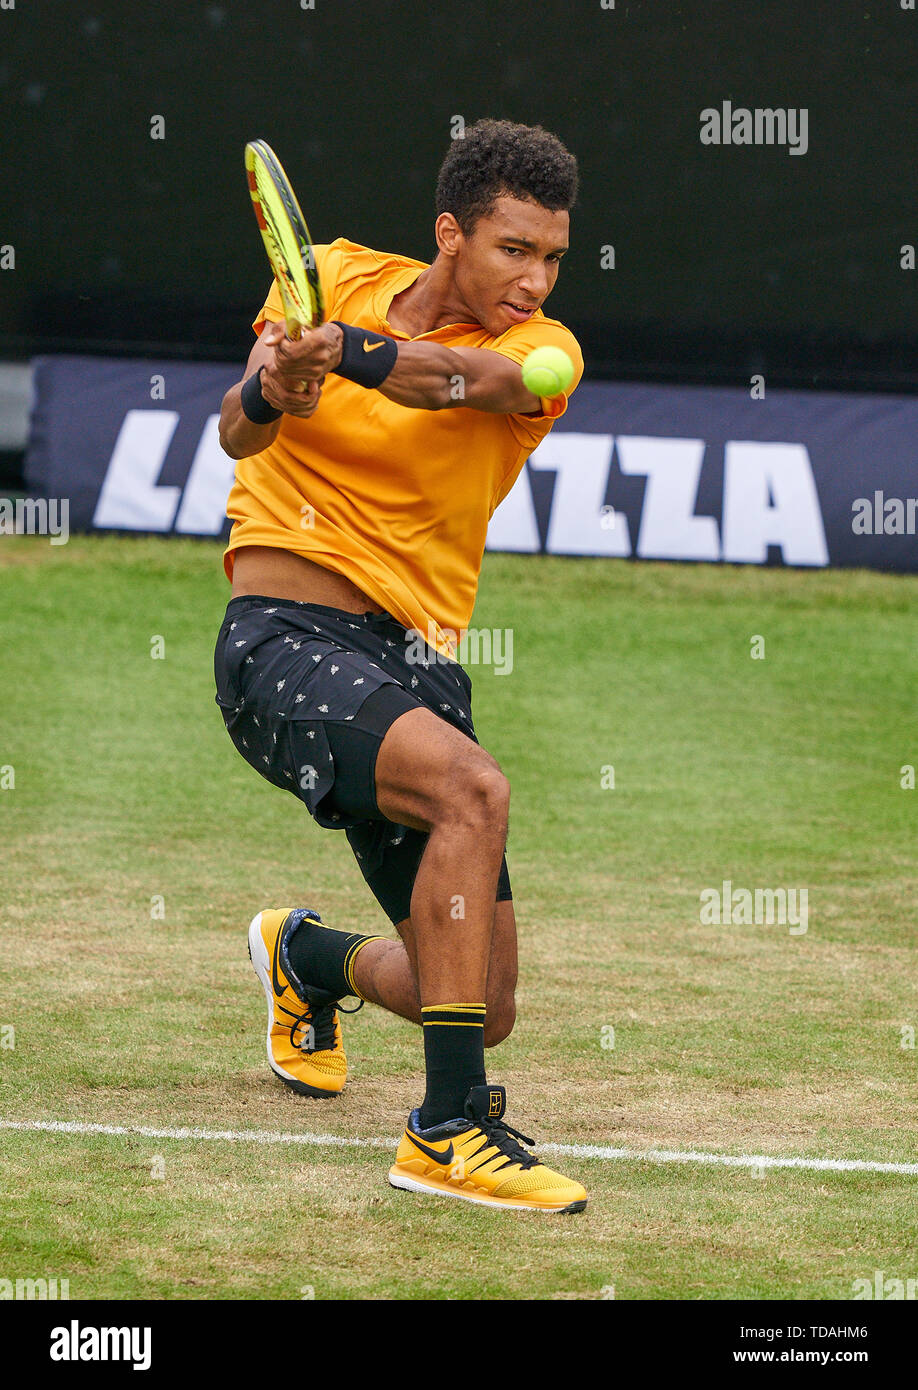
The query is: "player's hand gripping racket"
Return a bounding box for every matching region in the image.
[244,139,324,338]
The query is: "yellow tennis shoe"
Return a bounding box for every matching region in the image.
[388,1084,588,1212]
[247,908,354,1099]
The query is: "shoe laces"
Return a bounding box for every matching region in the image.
[288,997,363,1053]
[472,1115,539,1171]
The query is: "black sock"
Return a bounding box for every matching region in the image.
[417,1004,487,1129]
[286,917,384,999]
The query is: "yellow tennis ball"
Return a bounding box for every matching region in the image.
[521,345,575,398]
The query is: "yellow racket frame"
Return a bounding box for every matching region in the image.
[244,139,324,339]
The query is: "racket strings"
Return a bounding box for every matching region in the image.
[245,140,324,331]
[254,171,317,325]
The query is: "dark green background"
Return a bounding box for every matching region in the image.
[2,0,916,386]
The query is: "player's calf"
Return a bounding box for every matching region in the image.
[484,997,516,1047]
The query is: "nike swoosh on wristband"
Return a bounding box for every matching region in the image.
[362,340,385,353]
[407,1132,455,1165]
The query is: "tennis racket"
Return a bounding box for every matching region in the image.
[244,139,324,339]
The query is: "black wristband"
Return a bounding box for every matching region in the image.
[240,366,283,424]
[331,321,398,388]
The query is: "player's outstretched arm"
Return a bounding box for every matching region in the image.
[293,323,540,414]
[262,321,542,414]
[220,322,547,443]
[377,343,541,414]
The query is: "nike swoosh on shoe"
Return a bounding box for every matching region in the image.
[272,919,288,998]
[407,1133,455,1165]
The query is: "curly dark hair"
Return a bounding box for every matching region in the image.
[435,119,578,234]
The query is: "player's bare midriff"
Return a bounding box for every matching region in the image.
[230,544,387,615]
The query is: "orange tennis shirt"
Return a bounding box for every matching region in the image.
[223,238,584,657]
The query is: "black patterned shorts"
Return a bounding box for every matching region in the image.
[213,594,511,925]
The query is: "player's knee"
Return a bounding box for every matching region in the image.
[484,996,516,1047]
[449,759,510,835]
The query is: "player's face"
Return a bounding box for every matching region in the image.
[457,196,570,334]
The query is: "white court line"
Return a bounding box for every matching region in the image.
[0,1119,394,1149]
[1,1118,916,1176]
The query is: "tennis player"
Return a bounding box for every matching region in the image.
[215,119,587,1211]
